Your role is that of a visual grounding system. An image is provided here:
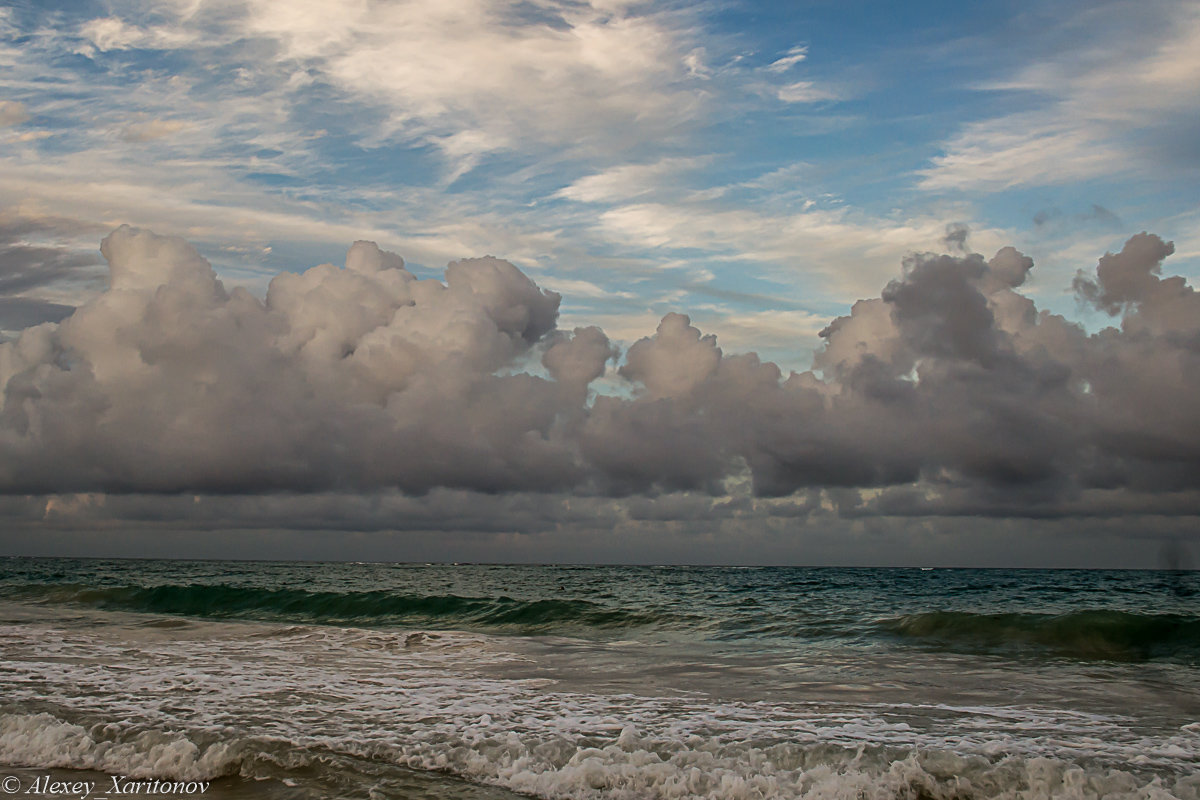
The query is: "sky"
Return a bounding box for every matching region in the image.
[0,0,1198,566]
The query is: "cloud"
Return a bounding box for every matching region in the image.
[1086,204,1122,226]
[76,16,199,55]
[536,277,635,301]
[119,119,188,143]
[555,158,708,204]
[921,2,1200,191]
[5,486,1194,566]
[0,226,574,494]
[238,0,712,161]
[920,117,1127,191]
[21,0,824,189]
[941,222,971,252]
[1033,209,1061,228]
[766,46,808,73]
[0,0,921,334]
[0,210,106,331]
[0,215,98,296]
[0,226,1197,529]
[591,200,1006,299]
[0,298,74,332]
[1072,231,1176,315]
[776,81,839,104]
[0,100,27,127]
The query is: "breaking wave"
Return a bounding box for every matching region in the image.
[2,711,1198,800]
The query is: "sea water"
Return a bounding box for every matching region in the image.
[0,559,1197,799]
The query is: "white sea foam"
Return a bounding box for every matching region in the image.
[0,613,1197,800]
[2,708,1197,800]
[0,713,240,780]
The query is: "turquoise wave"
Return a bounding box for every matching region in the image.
[4,575,1198,661]
[0,582,664,632]
[881,609,1200,661]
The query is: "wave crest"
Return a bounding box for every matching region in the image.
[881,610,1200,660]
[2,582,662,632]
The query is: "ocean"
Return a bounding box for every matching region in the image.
[0,559,1197,799]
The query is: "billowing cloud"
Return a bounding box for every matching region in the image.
[0,227,1197,527]
[0,227,572,494]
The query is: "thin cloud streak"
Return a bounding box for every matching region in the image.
[921,2,1200,191]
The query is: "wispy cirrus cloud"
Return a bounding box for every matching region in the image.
[775,80,840,104]
[0,0,842,318]
[591,199,1009,299]
[920,117,1128,192]
[921,1,1200,191]
[766,45,808,73]
[555,157,711,204]
[119,118,189,143]
[75,15,202,55]
[0,100,27,127]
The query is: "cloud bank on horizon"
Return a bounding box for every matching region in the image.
[2,227,1197,521]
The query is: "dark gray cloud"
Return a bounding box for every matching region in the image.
[1085,204,1122,226]
[0,225,1197,534]
[0,298,74,330]
[0,211,103,288]
[1033,205,1123,230]
[0,242,96,296]
[940,222,970,252]
[0,210,106,330]
[0,488,1192,567]
[1033,208,1061,227]
[1072,231,1176,315]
